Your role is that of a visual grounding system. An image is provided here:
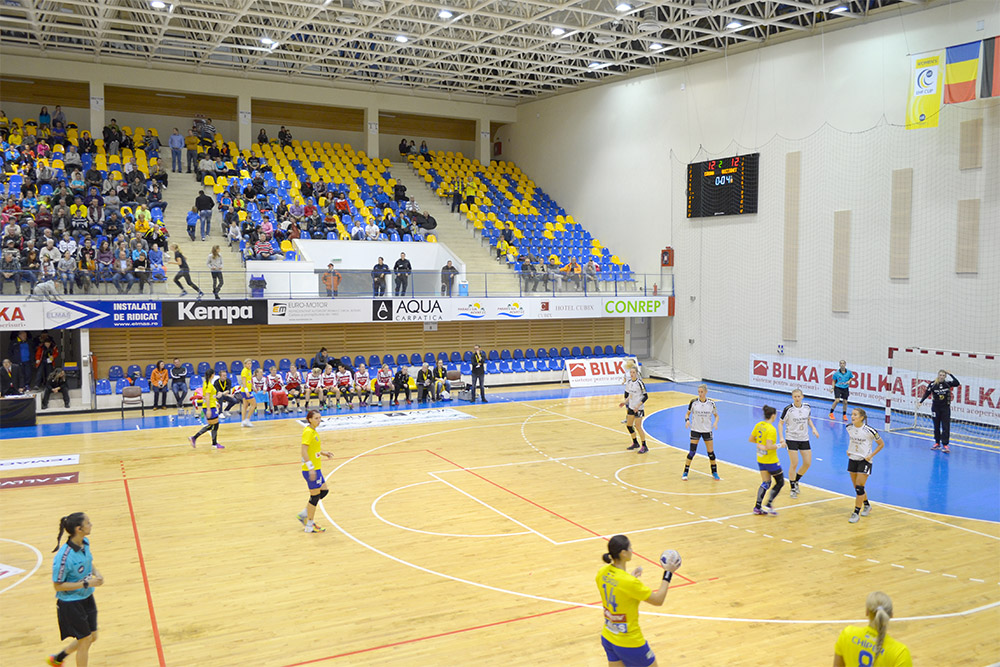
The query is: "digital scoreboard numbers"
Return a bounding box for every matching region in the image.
[686,153,760,218]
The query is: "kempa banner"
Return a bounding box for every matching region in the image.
[163,300,268,326]
[567,357,640,387]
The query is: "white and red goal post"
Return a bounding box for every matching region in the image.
[885,347,999,445]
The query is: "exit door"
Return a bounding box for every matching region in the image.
[629,317,650,359]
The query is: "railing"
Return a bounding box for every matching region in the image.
[0,269,673,300]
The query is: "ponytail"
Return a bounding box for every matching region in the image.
[602,534,631,564]
[52,512,86,552]
[865,591,894,656]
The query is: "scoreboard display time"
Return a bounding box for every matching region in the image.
[686,153,760,218]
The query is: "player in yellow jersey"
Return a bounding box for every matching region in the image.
[749,405,784,516]
[189,369,224,449]
[834,591,912,667]
[236,358,257,428]
[596,535,680,667]
[296,410,334,534]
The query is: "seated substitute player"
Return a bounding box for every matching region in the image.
[304,367,325,410]
[353,363,371,407]
[750,405,784,516]
[266,366,289,414]
[416,362,434,402]
[833,591,912,666]
[374,363,394,405]
[596,534,680,667]
[334,362,354,409]
[778,389,819,499]
[284,367,303,411]
[212,369,239,419]
[846,408,884,524]
[432,359,451,400]
[620,365,648,454]
[296,410,334,534]
[683,384,720,480]
[321,363,337,409]
[393,365,413,405]
[251,367,267,415]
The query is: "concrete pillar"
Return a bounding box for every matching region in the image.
[364,104,380,159]
[475,117,491,165]
[237,94,252,151]
[88,80,104,137]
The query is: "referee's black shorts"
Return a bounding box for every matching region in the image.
[57,595,98,640]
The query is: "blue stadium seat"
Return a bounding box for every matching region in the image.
[263,359,276,372]
[463,351,473,362]
[499,361,513,374]
[340,356,351,368]
[368,355,380,368]
[582,346,592,357]
[424,352,435,365]
[95,379,111,396]
[486,361,500,374]
[126,364,141,378]
[460,362,472,375]
[437,352,449,362]
[382,354,395,366]
[535,348,547,359]
[108,365,124,380]
[115,379,130,394]
[230,360,243,375]
[409,353,422,365]
[354,356,366,369]
[450,351,461,363]
[144,364,156,378]
[212,361,226,376]
[279,358,292,372]
[197,361,211,375]
[549,348,559,359]
[183,363,195,376]
[549,358,565,371]
[488,349,500,361]
[570,346,582,358]
[295,357,309,370]
[615,345,625,355]
[523,360,537,372]
[189,375,203,391]
[500,349,511,361]
[512,361,526,373]
[524,348,535,360]
[136,378,150,393]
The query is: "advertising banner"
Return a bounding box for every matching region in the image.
[567,357,639,387]
[534,297,603,319]
[452,298,529,321]
[601,297,673,317]
[267,299,370,325]
[0,302,45,330]
[46,301,162,329]
[371,298,448,322]
[162,300,268,327]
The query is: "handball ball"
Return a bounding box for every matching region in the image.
[659,549,681,569]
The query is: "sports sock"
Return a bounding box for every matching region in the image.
[710,462,718,475]
[631,438,639,446]
[306,519,314,527]
[755,485,767,509]
[767,487,781,505]
[863,500,870,507]
[641,440,646,447]
[683,462,691,475]
[56,651,68,662]
[211,423,219,445]
[793,473,802,483]
[852,507,861,514]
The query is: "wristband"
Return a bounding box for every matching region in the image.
[305,460,315,470]
[662,571,672,583]
[82,579,89,589]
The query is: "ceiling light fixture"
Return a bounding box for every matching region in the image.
[726,20,743,29]
[150,0,166,8]
[395,34,409,43]
[438,9,453,18]
[615,3,631,12]
[551,26,566,36]
[588,61,610,69]
[649,42,663,50]
[261,36,275,45]
[831,5,848,12]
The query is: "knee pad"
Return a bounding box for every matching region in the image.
[626,425,635,434]
[707,452,716,461]
[759,481,771,491]
[688,442,699,456]
[318,488,329,500]
[308,494,320,506]
[772,472,784,491]
[855,485,866,497]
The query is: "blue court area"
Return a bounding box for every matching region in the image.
[6,380,998,522]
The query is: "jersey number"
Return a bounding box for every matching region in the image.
[602,584,618,611]
[857,650,873,667]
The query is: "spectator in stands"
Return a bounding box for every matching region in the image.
[322,263,341,297]
[398,138,409,158]
[76,243,96,294]
[207,245,224,299]
[561,258,582,291]
[1,358,24,396]
[197,154,215,181]
[40,237,60,265]
[133,250,150,293]
[142,131,161,160]
[63,145,83,170]
[450,179,463,213]
[416,362,433,402]
[150,360,169,410]
[333,192,350,215]
[41,367,69,410]
[170,357,188,407]
[33,337,58,388]
[167,128,185,173]
[441,260,459,297]
[393,182,407,203]
[150,163,168,190]
[463,180,477,207]
[392,365,412,405]
[257,129,268,145]
[419,141,429,159]
[433,359,450,400]
[372,256,389,297]
[350,219,366,240]
[408,140,416,154]
[253,234,276,260]
[185,129,200,173]
[39,106,51,130]
[365,218,380,241]
[36,160,57,187]
[278,126,292,147]
[520,255,538,292]
[50,121,67,143]
[78,131,95,155]
[111,250,134,293]
[199,118,216,147]
[51,105,66,128]
[195,190,214,241]
[226,220,241,248]
[584,258,600,292]
[57,250,76,294]
[546,257,564,291]
[1,249,21,294]
[393,252,411,297]
[69,169,86,196]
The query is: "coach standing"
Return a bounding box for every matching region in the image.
[393,252,412,297]
[919,370,961,454]
[371,257,389,297]
[470,344,487,403]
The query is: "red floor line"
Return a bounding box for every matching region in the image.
[424,449,696,584]
[120,461,167,667]
[280,603,590,666]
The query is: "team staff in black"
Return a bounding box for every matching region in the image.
[371,257,389,297]
[393,252,412,297]
[919,370,961,454]
[1,358,23,395]
[470,345,488,403]
[213,369,240,416]
[169,357,188,408]
[392,365,412,405]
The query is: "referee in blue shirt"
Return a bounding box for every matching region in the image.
[47,512,104,667]
[829,360,856,422]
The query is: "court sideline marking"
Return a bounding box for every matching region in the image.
[0,537,42,596]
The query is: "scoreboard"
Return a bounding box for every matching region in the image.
[686,153,759,218]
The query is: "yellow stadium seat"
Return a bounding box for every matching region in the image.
[426,234,437,243]
[203,175,214,186]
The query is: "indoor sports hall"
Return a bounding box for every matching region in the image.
[1,0,998,665]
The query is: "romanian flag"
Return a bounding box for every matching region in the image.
[943,41,980,104]
[982,37,1000,98]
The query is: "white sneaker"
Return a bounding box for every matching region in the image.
[790,486,799,499]
[859,504,871,517]
[848,512,860,523]
[242,420,254,428]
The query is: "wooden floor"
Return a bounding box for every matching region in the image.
[1,393,998,666]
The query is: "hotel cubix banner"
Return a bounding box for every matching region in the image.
[906,50,943,130]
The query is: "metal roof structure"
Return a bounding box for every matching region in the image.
[0,0,922,102]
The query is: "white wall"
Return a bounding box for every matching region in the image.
[503,0,1000,383]
[1,102,89,131]
[252,124,364,152]
[378,133,476,161]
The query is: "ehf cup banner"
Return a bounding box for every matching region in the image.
[567,357,639,388]
[906,50,944,130]
[749,354,1000,426]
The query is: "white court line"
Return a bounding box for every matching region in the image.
[427,472,557,544]
[0,538,42,596]
[878,504,1000,541]
[428,448,642,475]
[370,480,532,539]
[614,462,746,496]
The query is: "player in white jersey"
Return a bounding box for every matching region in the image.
[778,389,819,498]
[321,363,337,408]
[683,384,720,481]
[305,367,325,410]
[334,363,354,409]
[374,363,394,405]
[354,363,371,406]
[845,408,884,524]
[619,366,649,454]
[620,359,638,424]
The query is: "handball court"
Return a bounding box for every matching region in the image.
[1,382,998,666]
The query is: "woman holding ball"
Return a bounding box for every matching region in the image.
[596,534,680,667]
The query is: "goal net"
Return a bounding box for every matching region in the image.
[885,347,1000,446]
